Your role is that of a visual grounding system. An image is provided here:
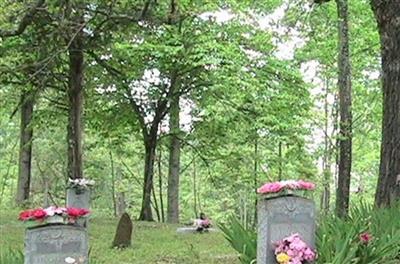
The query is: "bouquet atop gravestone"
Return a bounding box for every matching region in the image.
[68,177,95,191]
[275,233,317,264]
[257,180,315,195]
[18,206,89,224]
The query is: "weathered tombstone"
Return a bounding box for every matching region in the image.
[25,224,88,264]
[257,195,316,264]
[112,212,133,248]
[67,188,90,228]
[176,227,218,233]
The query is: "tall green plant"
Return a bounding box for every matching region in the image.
[219,215,257,264]
[316,202,400,263]
[221,203,399,264]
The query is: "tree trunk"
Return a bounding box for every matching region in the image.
[1,139,18,205]
[158,146,165,222]
[139,139,157,221]
[253,136,258,229]
[116,167,126,217]
[335,0,353,218]
[321,77,332,213]
[67,6,84,180]
[16,92,34,205]
[193,156,198,218]
[110,150,117,217]
[167,94,181,223]
[151,177,161,222]
[371,0,400,207]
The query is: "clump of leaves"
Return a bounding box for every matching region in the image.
[316,201,400,264]
[219,215,256,264]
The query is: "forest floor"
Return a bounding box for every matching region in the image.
[0,210,239,264]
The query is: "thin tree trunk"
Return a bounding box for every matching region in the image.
[158,146,165,222]
[335,0,353,218]
[0,139,18,205]
[16,92,34,205]
[333,93,340,188]
[151,177,161,222]
[371,0,400,207]
[197,174,203,214]
[110,150,117,217]
[116,167,126,217]
[193,156,198,218]
[66,4,84,180]
[167,93,181,223]
[321,77,332,213]
[139,138,157,221]
[253,136,258,229]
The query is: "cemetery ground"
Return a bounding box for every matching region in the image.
[0,210,238,264]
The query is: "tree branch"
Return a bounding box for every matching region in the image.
[0,0,46,37]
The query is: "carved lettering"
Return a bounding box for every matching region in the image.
[25,225,88,264]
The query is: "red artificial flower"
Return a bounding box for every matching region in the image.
[19,210,33,221]
[359,232,373,244]
[32,208,47,220]
[67,207,89,218]
[67,207,81,218]
[78,208,89,216]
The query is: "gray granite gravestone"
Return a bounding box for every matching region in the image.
[67,188,90,228]
[257,195,316,264]
[25,224,88,264]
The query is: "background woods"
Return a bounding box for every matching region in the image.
[0,0,399,225]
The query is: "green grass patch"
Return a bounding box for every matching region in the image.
[0,210,238,264]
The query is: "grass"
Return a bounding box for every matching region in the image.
[0,209,238,264]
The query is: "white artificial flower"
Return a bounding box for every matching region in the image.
[65,257,76,263]
[44,206,55,216]
[69,177,95,187]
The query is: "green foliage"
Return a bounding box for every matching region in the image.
[219,215,256,264]
[317,202,400,264]
[220,203,400,264]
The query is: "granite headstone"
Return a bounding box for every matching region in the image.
[25,224,88,264]
[257,195,316,264]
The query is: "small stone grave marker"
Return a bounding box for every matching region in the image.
[67,188,90,228]
[112,212,133,248]
[257,195,316,264]
[25,224,88,264]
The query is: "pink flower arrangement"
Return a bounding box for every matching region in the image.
[200,219,211,228]
[275,233,317,264]
[359,232,373,244]
[18,206,89,223]
[257,180,315,194]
